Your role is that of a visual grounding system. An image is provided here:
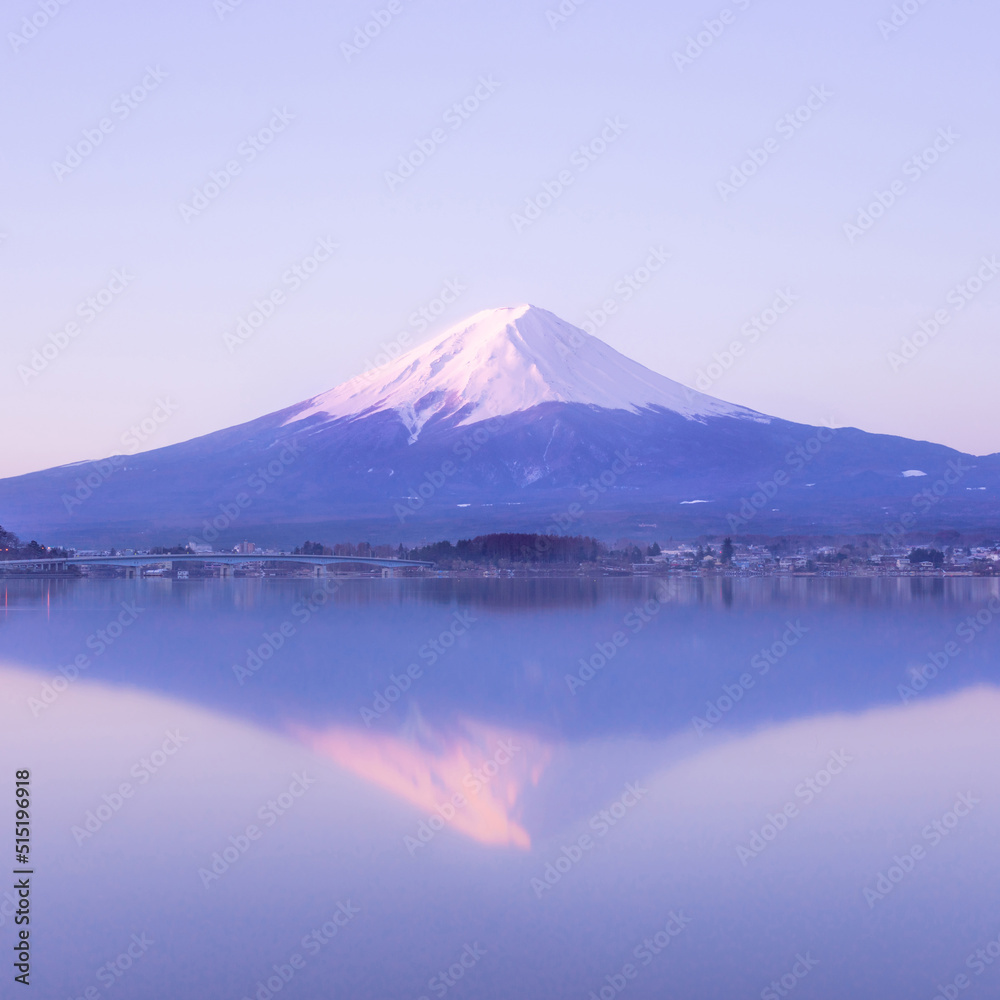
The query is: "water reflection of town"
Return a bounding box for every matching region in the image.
[4,573,998,618]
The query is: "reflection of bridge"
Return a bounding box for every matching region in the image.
[0,553,434,578]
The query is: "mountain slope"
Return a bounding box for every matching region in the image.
[1,305,997,546]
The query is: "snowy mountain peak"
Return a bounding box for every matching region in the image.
[286,304,764,442]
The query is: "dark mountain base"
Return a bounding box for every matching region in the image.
[1,403,997,548]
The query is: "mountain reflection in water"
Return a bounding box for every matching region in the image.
[298,716,551,849]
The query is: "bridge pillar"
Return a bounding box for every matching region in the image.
[313,564,325,577]
[381,567,393,579]
[124,567,136,579]
[219,564,233,578]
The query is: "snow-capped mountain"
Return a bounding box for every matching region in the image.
[0,305,997,547]
[288,304,761,442]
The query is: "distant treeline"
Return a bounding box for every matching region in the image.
[0,524,67,559]
[292,533,612,565]
[408,533,603,564]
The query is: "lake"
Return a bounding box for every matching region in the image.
[2,575,999,999]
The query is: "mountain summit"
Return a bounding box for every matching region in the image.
[286,304,761,442]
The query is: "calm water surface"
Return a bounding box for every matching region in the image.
[1,576,999,999]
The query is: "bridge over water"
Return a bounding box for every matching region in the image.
[0,552,434,577]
